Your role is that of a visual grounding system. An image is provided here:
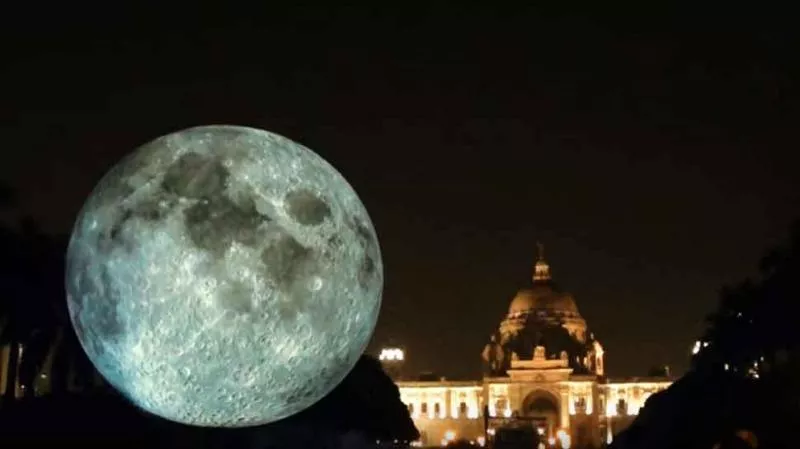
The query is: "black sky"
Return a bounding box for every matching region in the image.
[1,6,798,378]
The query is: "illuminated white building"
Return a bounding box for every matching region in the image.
[390,247,672,447]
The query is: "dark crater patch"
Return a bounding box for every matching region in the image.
[274,301,301,322]
[97,268,126,337]
[323,234,344,258]
[204,126,250,140]
[352,219,374,247]
[349,218,378,287]
[108,209,133,244]
[260,234,314,288]
[98,193,181,253]
[284,189,331,226]
[162,152,229,199]
[131,193,179,222]
[216,281,253,315]
[184,194,265,255]
[358,253,377,287]
[260,233,322,316]
[94,179,135,210]
[71,268,125,361]
[99,209,136,253]
[206,127,250,149]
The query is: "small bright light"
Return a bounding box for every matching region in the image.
[477,436,486,447]
[557,430,571,449]
[691,340,701,355]
[724,363,730,371]
[379,347,405,361]
[537,427,545,435]
[548,437,556,445]
[487,428,496,436]
[444,430,456,441]
[503,408,512,418]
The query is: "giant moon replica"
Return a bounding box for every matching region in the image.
[65,125,383,427]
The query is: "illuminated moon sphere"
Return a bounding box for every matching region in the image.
[65,125,382,427]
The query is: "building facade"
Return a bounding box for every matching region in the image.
[391,247,672,448]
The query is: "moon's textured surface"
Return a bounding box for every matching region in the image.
[65,125,383,427]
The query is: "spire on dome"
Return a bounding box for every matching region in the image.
[533,242,551,282]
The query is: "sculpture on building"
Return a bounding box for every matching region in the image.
[481,334,507,376]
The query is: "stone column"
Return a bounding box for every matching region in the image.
[559,388,570,431]
[445,388,452,419]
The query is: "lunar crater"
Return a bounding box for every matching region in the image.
[260,233,316,289]
[284,189,332,226]
[184,194,265,254]
[162,152,230,199]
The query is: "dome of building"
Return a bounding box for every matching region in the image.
[508,285,579,315]
[507,244,580,317]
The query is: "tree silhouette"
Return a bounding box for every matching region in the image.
[612,220,800,449]
[691,220,800,447]
[0,182,93,401]
[0,218,44,400]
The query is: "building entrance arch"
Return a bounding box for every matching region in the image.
[521,390,561,440]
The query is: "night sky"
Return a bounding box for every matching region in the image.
[2,6,798,379]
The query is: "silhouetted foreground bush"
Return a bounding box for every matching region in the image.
[0,355,418,449]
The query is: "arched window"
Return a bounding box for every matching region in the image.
[434,402,441,416]
[421,402,428,414]
[459,401,468,415]
[408,403,414,415]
